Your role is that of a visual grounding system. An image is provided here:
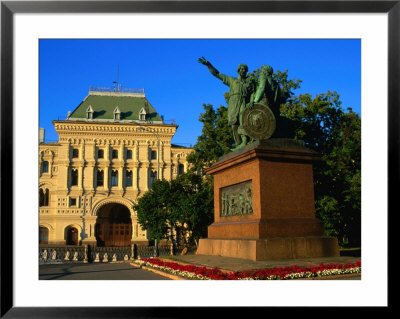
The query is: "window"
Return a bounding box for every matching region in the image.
[151,150,157,160]
[71,169,78,186]
[44,189,49,206]
[139,107,147,121]
[125,170,132,187]
[126,150,132,160]
[39,189,45,207]
[70,198,77,206]
[42,161,49,173]
[87,105,94,120]
[111,170,118,186]
[178,164,185,175]
[97,149,104,159]
[114,106,121,121]
[39,189,49,206]
[72,148,79,158]
[149,170,157,187]
[112,150,118,159]
[97,170,104,187]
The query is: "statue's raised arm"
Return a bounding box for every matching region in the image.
[198,56,220,78]
[198,58,280,151]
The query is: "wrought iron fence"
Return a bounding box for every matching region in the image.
[39,243,195,264]
[39,246,86,264]
[90,246,132,263]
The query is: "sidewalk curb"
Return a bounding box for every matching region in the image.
[130,262,185,280]
[157,257,233,274]
[298,273,361,280]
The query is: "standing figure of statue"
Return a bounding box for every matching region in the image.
[198,56,257,150]
[254,65,281,117]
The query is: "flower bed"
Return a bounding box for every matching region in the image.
[135,258,361,280]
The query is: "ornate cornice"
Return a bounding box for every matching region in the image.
[53,121,177,137]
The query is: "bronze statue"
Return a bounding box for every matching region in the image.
[198,57,278,150]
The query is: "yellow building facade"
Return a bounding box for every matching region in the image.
[39,87,192,246]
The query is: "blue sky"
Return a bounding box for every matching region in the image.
[39,39,361,146]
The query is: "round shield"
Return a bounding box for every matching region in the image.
[242,103,276,140]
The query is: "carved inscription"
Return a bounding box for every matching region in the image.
[220,180,253,217]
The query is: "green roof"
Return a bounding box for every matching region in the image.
[69,93,162,122]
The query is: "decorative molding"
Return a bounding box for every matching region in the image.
[91,196,135,217]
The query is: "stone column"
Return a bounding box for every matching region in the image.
[57,143,71,195]
[103,166,109,192]
[138,142,150,191]
[78,166,83,189]
[163,141,173,181]
[83,141,96,194]
[104,142,110,162]
[118,167,124,190]
[133,165,138,190]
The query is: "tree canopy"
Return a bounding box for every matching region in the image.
[186,104,234,172]
[133,172,214,248]
[281,91,361,246]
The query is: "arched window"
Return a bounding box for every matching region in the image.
[97,170,104,187]
[44,189,50,206]
[111,170,118,187]
[39,189,45,207]
[149,170,157,187]
[66,227,79,246]
[125,170,132,187]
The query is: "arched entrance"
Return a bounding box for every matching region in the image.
[95,203,132,247]
[39,227,49,244]
[66,227,79,245]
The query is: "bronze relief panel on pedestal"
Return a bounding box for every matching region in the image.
[220,180,253,217]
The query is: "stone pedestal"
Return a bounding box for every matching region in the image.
[197,139,339,261]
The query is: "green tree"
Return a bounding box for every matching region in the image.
[133,179,175,242]
[281,92,361,246]
[187,104,234,172]
[170,172,214,248]
[133,173,214,248]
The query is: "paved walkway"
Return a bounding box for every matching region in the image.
[40,262,171,280]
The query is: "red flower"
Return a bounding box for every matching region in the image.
[140,258,361,280]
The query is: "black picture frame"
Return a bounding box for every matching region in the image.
[1,1,396,317]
